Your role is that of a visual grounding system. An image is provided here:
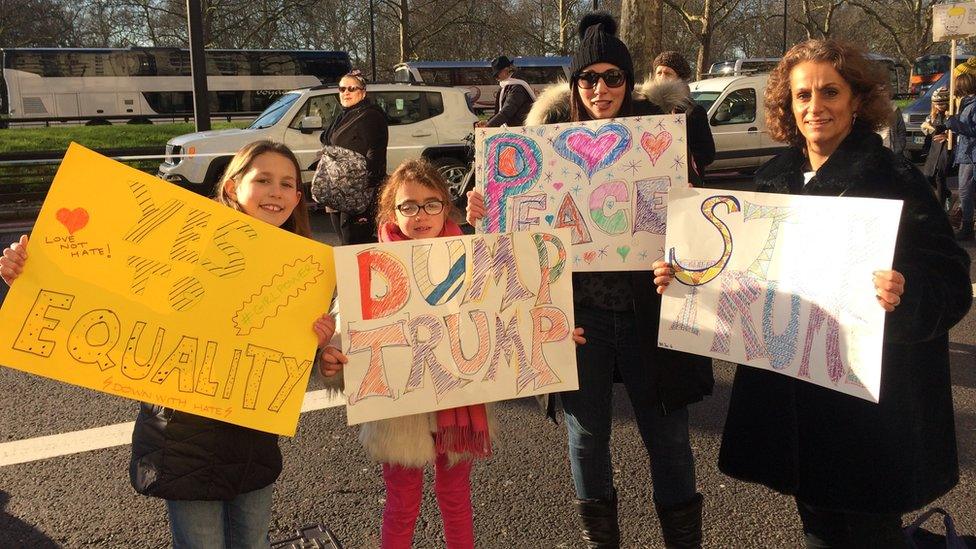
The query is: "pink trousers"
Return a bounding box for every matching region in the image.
[381,453,474,548]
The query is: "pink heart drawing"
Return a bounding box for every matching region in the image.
[641,131,673,166]
[553,182,564,191]
[554,123,632,178]
[56,207,89,235]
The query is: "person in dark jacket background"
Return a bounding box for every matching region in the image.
[654,39,971,548]
[321,70,389,244]
[478,55,536,128]
[468,12,713,549]
[652,51,715,186]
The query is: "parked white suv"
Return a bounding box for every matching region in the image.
[689,73,787,173]
[158,83,478,193]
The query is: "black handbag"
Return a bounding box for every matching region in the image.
[904,507,976,548]
[311,145,372,215]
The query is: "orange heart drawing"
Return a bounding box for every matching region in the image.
[56,207,89,235]
[641,131,673,166]
[583,251,598,263]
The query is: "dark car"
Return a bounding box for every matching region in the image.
[903,73,950,160]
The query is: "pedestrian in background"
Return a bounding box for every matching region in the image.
[320,69,389,245]
[478,55,536,127]
[652,51,716,185]
[944,71,976,240]
[655,39,971,548]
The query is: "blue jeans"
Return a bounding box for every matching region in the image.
[959,163,974,232]
[166,485,273,549]
[561,306,697,507]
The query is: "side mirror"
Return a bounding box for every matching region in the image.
[299,115,323,134]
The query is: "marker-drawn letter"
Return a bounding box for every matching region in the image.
[268,356,312,412]
[670,195,741,286]
[67,309,120,371]
[411,239,466,306]
[358,250,410,320]
[761,281,801,370]
[532,232,567,306]
[462,235,535,312]
[709,272,766,360]
[444,311,491,375]
[589,180,630,235]
[241,344,284,409]
[151,335,200,392]
[633,177,669,235]
[554,193,593,244]
[485,312,529,382]
[522,306,568,392]
[124,181,185,244]
[200,220,258,278]
[798,304,846,384]
[13,289,74,357]
[347,321,410,404]
[121,321,165,380]
[512,193,547,232]
[406,315,470,401]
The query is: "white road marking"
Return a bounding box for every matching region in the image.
[0,389,345,467]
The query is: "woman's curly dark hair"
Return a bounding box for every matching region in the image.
[765,39,891,148]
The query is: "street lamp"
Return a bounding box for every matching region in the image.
[369,0,377,82]
[782,0,788,55]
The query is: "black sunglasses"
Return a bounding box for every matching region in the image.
[338,86,363,93]
[576,69,627,89]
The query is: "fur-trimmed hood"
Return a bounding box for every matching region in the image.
[525,76,693,126]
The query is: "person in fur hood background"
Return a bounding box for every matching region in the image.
[468,11,713,549]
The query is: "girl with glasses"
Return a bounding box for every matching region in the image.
[466,11,712,549]
[319,158,587,548]
[320,69,389,245]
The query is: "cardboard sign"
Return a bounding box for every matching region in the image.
[0,144,336,435]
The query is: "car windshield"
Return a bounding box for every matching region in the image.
[691,91,721,111]
[249,92,300,129]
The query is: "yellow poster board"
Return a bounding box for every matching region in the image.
[0,144,336,436]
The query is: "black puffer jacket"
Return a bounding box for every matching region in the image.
[129,404,281,500]
[321,100,389,192]
[526,79,715,416]
[718,123,972,514]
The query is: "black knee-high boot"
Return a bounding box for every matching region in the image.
[655,493,703,549]
[575,491,620,548]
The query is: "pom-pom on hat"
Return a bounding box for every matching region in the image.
[570,11,635,91]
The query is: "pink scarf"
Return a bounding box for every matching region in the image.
[378,219,492,459]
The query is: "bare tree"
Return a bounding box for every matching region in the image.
[376,0,477,62]
[663,0,746,79]
[846,0,941,69]
[621,0,663,81]
[796,0,842,39]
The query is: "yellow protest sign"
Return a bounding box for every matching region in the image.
[0,143,336,436]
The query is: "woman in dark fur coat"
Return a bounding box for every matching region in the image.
[654,39,972,548]
[468,12,713,549]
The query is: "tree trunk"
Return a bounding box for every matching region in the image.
[621,0,662,82]
[558,0,568,55]
[397,0,411,63]
[695,0,713,80]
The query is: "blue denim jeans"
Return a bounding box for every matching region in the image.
[166,485,273,549]
[959,162,974,232]
[560,306,697,507]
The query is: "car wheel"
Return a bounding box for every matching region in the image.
[433,157,469,201]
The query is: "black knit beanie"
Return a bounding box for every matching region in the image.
[653,51,693,81]
[570,12,635,91]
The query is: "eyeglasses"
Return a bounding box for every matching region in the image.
[396,200,444,217]
[338,86,363,93]
[576,69,627,89]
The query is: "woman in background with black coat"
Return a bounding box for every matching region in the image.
[321,70,389,244]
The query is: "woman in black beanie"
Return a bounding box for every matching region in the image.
[467,12,712,549]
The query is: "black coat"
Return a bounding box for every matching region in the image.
[487,81,534,127]
[130,404,282,500]
[686,103,715,185]
[718,124,972,514]
[321,101,389,192]
[526,82,715,417]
